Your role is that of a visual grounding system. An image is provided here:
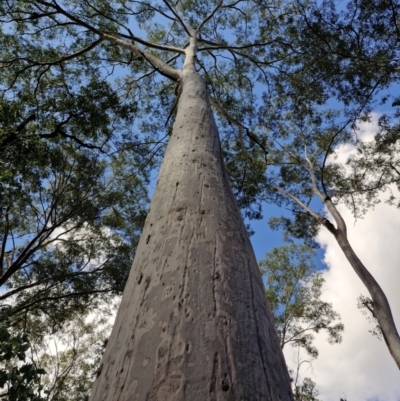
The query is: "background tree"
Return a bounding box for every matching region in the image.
[0,308,45,401]
[292,378,320,401]
[260,244,343,357]
[262,99,400,368]
[260,243,343,399]
[259,0,400,369]
[0,7,151,395]
[0,0,298,399]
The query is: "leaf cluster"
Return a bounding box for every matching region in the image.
[0,310,45,401]
[260,243,344,358]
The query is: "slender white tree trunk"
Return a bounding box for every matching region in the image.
[90,63,293,401]
[324,199,400,370]
[275,183,400,370]
[334,230,400,369]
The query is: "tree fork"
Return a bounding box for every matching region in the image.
[90,63,293,400]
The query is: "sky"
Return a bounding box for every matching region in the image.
[252,116,400,401]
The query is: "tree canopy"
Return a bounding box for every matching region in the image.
[1,0,400,397]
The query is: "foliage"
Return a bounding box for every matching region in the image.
[0,93,149,329]
[0,0,297,221]
[345,112,400,211]
[0,310,45,401]
[293,377,320,401]
[0,0,399,393]
[0,2,152,393]
[260,243,344,358]
[268,0,398,109]
[30,310,112,401]
[261,243,343,399]
[0,0,156,334]
[358,294,384,341]
[261,0,400,228]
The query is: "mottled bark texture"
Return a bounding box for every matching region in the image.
[90,65,294,400]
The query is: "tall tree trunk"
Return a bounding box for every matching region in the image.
[90,63,293,401]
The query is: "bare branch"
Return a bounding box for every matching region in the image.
[196,0,223,33]
[162,0,194,37]
[304,156,325,201]
[273,186,337,234]
[208,95,269,161]
[102,33,181,81]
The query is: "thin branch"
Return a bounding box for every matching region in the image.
[196,0,223,33]
[0,207,10,276]
[1,37,103,69]
[208,95,269,161]
[389,163,400,176]
[11,288,114,317]
[114,31,185,54]
[273,185,337,234]
[101,33,181,81]
[271,137,305,166]
[198,38,277,52]
[35,0,103,34]
[320,80,381,195]
[162,0,193,37]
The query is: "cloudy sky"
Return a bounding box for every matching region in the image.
[275,116,400,401]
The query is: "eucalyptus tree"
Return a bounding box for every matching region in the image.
[1,4,151,396]
[258,0,400,370]
[262,97,400,369]
[0,95,149,323]
[0,0,300,399]
[260,243,343,401]
[260,244,343,359]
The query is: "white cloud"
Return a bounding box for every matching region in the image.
[331,112,380,167]
[283,114,400,401]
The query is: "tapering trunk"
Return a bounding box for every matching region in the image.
[90,65,293,401]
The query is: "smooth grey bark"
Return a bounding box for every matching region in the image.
[323,198,400,370]
[90,59,294,400]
